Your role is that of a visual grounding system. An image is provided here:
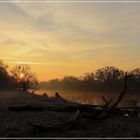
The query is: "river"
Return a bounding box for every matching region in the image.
[35,89,140,107]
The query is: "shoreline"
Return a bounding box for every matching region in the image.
[0,90,140,137]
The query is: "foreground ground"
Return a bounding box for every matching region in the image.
[0,90,140,138]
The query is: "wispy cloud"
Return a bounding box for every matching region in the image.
[0,1,140,80]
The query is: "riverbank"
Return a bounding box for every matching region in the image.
[0,90,140,138]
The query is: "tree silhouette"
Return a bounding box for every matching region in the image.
[11,64,38,91]
[40,66,127,92]
[0,60,9,89]
[95,66,124,82]
[83,72,95,81]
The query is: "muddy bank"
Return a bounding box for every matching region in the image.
[0,90,140,138]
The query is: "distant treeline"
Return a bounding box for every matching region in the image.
[40,66,140,92]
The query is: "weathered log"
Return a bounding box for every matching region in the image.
[8,105,76,112]
[8,105,44,112]
[8,105,98,113]
[8,103,103,112]
[28,110,80,132]
[8,103,140,115]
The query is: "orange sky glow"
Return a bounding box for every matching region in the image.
[0,1,140,81]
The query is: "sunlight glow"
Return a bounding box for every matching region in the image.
[19,73,24,79]
[0,2,140,81]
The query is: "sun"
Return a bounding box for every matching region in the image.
[19,73,24,79]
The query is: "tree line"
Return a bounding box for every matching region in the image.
[40,66,140,92]
[1,60,140,92]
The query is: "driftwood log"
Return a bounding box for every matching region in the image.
[28,110,80,132]
[8,104,139,115]
[8,105,44,112]
[8,104,101,113]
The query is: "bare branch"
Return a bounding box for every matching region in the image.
[101,96,113,108]
[110,72,129,110]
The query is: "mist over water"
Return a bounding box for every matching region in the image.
[35,89,140,107]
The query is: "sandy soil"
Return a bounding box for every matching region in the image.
[0,90,140,138]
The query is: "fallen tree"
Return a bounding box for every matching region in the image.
[28,110,80,132]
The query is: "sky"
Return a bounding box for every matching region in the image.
[0,0,140,81]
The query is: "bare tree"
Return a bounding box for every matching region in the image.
[11,64,38,91]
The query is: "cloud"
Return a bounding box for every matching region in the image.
[0,0,32,25]
[0,39,27,46]
[0,1,140,80]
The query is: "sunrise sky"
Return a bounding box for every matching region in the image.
[0,0,140,81]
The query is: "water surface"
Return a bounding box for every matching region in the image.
[35,90,140,107]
